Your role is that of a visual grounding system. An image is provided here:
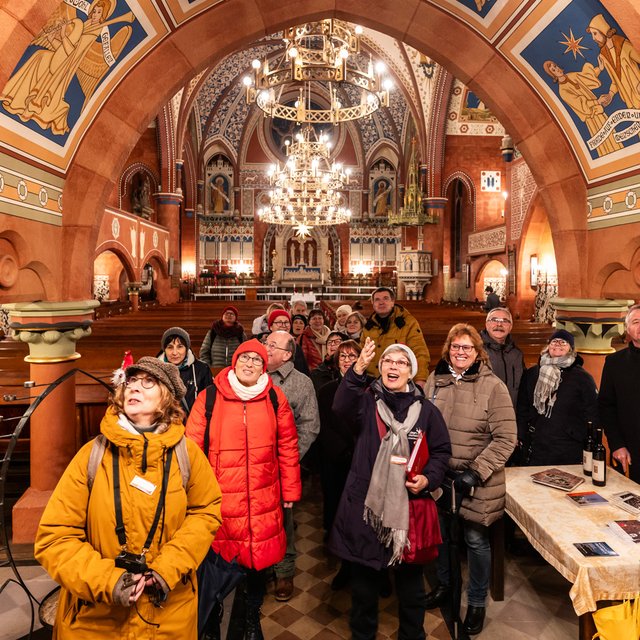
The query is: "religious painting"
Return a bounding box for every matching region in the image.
[460,90,498,122]
[369,159,396,217]
[453,0,495,19]
[519,1,640,161]
[0,0,148,146]
[209,175,230,213]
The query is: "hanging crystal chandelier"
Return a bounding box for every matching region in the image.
[257,126,352,231]
[243,19,392,124]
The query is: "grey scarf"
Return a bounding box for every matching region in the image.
[363,398,422,565]
[533,351,576,417]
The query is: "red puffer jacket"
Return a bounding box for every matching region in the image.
[186,368,301,570]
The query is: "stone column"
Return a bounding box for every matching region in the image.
[196,179,204,214]
[175,159,184,195]
[126,281,142,312]
[552,298,634,384]
[154,192,183,304]
[2,300,100,543]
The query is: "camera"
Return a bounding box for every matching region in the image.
[115,550,147,574]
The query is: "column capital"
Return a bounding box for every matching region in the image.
[2,300,99,363]
[552,298,634,354]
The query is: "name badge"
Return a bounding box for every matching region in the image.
[390,455,408,465]
[130,475,156,495]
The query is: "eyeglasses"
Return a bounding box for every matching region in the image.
[338,352,358,361]
[549,339,569,347]
[271,320,290,328]
[450,344,475,353]
[125,375,157,389]
[264,341,290,352]
[488,317,511,325]
[237,353,264,366]
[327,339,343,346]
[380,357,410,369]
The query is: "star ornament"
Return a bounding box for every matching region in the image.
[294,223,312,239]
[559,28,589,60]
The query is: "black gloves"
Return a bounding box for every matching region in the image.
[454,469,481,496]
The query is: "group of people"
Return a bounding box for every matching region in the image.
[33,294,640,640]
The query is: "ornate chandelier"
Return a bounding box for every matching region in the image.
[243,19,392,124]
[257,126,352,232]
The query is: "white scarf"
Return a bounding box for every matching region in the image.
[228,370,270,400]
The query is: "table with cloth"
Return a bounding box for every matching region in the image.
[505,465,640,639]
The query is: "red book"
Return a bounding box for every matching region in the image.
[406,431,429,481]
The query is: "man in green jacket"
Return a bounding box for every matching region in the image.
[360,287,430,386]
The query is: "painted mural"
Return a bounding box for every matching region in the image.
[520,2,639,161]
[0,0,147,144]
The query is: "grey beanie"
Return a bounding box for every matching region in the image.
[125,356,186,401]
[379,344,418,379]
[161,327,191,350]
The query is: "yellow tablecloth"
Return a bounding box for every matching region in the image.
[506,465,640,616]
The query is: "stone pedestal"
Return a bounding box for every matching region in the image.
[552,298,634,384]
[2,300,99,543]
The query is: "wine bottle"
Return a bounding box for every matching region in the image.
[592,427,606,487]
[582,421,594,476]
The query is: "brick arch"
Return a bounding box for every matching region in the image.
[7,0,626,300]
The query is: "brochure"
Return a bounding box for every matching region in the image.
[573,541,619,557]
[530,468,585,492]
[566,491,608,507]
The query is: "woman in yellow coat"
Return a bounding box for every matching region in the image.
[35,357,222,639]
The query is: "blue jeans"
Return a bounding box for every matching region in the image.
[435,513,491,608]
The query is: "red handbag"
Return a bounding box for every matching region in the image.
[375,411,442,564]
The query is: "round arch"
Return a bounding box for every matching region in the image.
[4,0,609,300]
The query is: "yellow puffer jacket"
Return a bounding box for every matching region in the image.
[35,408,222,639]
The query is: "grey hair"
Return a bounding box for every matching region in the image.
[625,303,640,328]
[486,306,513,323]
[272,330,296,355]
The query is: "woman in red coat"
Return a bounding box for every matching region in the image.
[186,339,301,640]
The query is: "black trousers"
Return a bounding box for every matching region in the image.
[351,562,427,640]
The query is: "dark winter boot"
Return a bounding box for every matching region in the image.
[226,587,247,640]
[245,604,264,640]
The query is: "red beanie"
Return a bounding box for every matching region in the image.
[232,338,269,373]
[268,309,291,329]
[222,305,239,320]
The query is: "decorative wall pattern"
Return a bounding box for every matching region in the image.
[587,176,640,229]
[510,159,537,241]
[468,225,506,255]
[0,151,64,225]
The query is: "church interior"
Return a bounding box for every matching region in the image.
[1,0,640,638]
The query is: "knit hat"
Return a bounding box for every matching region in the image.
[222,306,239,320]
[549,329,575,349]
[335,304,353,317]
[268,309,291,329]
[161,327,191,350]
[231,338,269,373]
[291,313,308,327]
[379,344,418,379]
[125,356,186,400]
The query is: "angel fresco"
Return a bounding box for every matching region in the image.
[0,0,134,136]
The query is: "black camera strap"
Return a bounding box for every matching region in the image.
[112,442,174,553]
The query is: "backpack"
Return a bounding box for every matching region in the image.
[87,434,191,491]
[202,382,279,456]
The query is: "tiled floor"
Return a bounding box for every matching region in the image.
[1,474,579,640]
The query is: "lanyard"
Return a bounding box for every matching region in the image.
[112,442,173,554]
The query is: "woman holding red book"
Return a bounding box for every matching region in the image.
[328,338,451,640]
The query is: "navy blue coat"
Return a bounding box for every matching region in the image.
[328,367,452,570]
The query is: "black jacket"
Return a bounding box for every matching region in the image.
[310,357,339,393]
[328,368,451,569]
[516,355,598,466]
[481,329,525,407]
[599,342,640,482]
